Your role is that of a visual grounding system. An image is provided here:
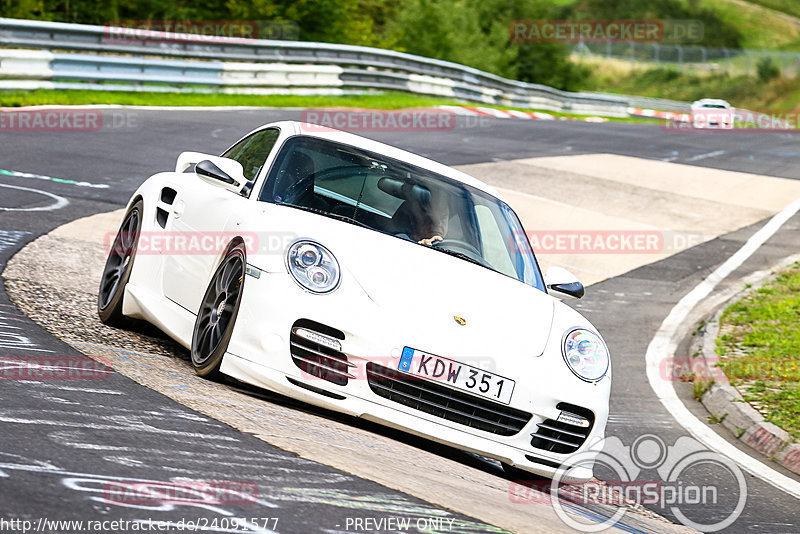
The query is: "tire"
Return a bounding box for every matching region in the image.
[98,200,143,326]
[191,241,246,378]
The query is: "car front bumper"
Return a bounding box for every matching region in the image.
[222,267,610,482]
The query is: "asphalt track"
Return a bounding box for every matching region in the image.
[1,108,800,533]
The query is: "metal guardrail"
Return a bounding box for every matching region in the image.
[0,18,688,115]
[598,93,690,113]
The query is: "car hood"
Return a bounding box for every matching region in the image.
[261,206,556,357]
[346,243,555,357]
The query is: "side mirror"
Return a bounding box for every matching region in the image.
[544,266,584,299]
[176,152,247,195]
[196,160,237,184]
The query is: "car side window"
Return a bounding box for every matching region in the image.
[475,204,515,276]
[222,128,280,183]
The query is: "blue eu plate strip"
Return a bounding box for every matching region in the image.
[398,347,414,372]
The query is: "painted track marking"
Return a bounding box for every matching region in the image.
[0,169,109,189]
[645,196,800,499]
[686,150,726,162]
[0,183,69,212]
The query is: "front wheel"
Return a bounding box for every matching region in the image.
[98,200,143,326]
[190,241,247,378]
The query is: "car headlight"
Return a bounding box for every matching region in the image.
[286,240,340,293]
[562,328,609,382]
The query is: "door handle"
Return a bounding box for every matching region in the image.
[172,200,185,218]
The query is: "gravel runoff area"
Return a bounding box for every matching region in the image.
[1,209,695,534]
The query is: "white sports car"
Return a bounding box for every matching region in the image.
[98,121,611,481]
[691,98,734,129]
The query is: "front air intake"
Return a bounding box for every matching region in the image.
[366,363,531,436]
[289,319,353,386]
[530,403,594,454]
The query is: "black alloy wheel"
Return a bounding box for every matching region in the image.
[98,200,143,325]
[191,241,247,378]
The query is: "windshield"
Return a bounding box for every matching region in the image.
[259,136,545,290]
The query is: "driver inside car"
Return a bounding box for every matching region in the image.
[376,177,450,245]
[408,187,449,245]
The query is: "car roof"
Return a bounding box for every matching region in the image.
[692,98,731,107]
[252,120,506,201]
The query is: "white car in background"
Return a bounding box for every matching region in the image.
[691,98,734,129]
[97,121,611,481]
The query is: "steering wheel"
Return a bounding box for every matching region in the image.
[433,238,480,255]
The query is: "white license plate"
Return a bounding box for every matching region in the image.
[398,347,515,404]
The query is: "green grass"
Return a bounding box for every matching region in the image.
[735,0,800,21]
[716,263,800,439]
[699,0,800,50]
[694,378,714,400]
[0,88,659,123]
[0,90,471,109]
[583,63,800,111]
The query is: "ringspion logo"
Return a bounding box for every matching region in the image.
[509,434,747,532]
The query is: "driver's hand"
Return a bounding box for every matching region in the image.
[419,235,444,246]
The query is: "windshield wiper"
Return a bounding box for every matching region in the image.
[431,246,491,270]
[284,203,372,230]
[325,211,372,229]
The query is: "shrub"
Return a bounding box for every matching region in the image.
[757,57,781,81]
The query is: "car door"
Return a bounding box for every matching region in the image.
[162,128,280,313]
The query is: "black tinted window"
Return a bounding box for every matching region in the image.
[223,128,280,182]
[258,136,544,290]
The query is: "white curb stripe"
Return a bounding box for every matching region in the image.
[440,106,558,120]
[504,109,535,119]
[0,183,69,212]
[436,105,481,116]
[645,197,800,499]
[474,106,514,118]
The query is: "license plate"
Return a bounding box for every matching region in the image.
[398,347,515,404]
